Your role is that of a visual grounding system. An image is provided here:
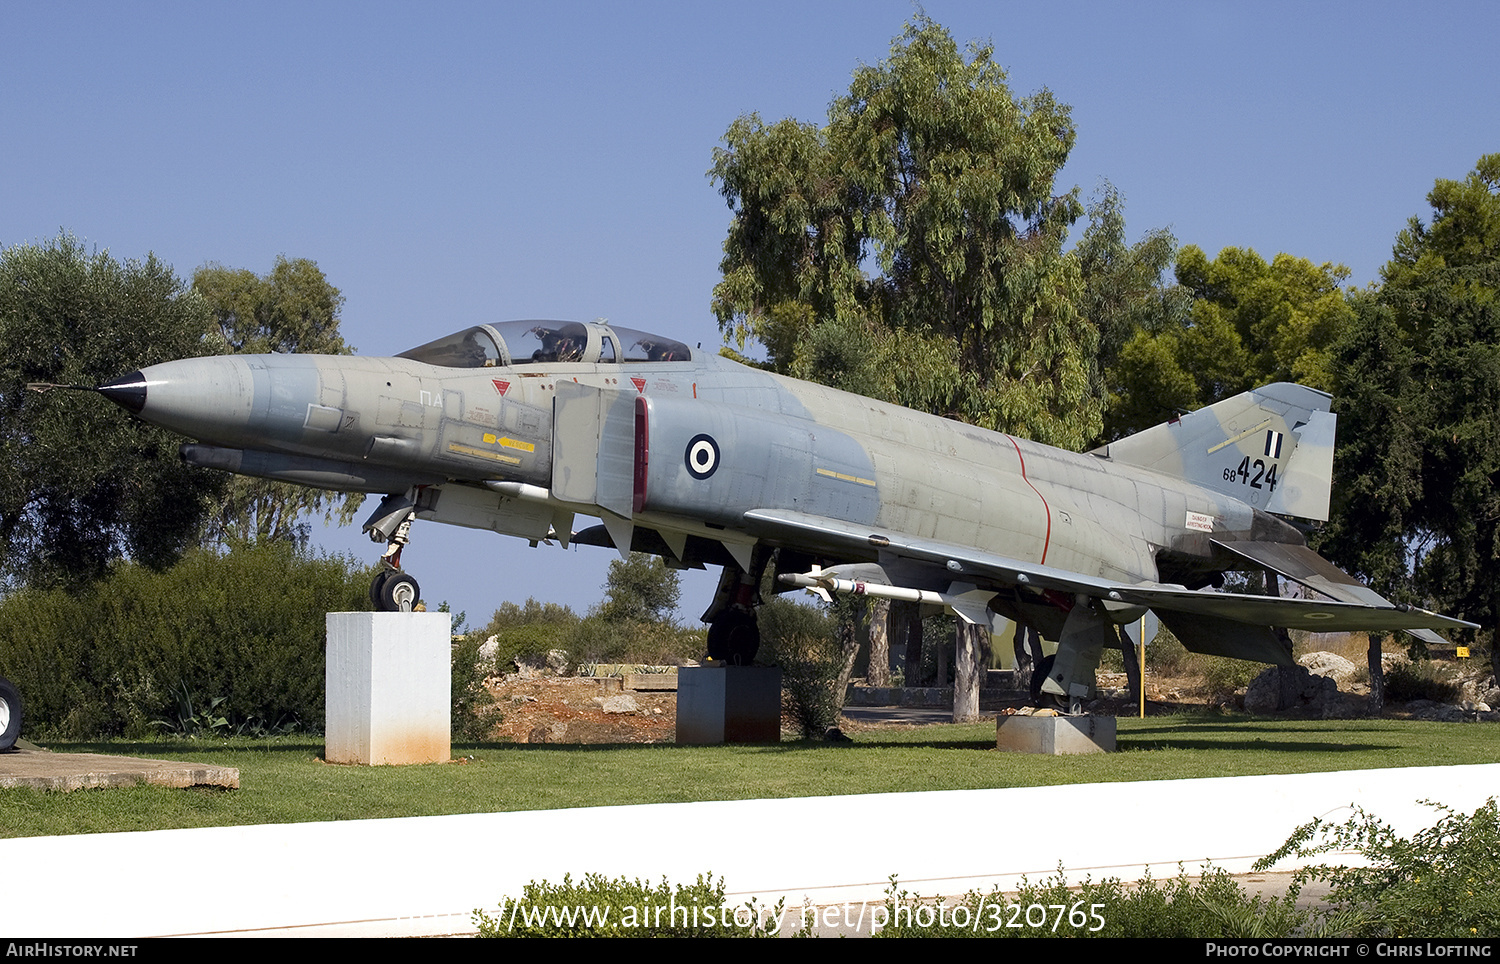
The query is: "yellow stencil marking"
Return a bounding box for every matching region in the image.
[448,443,521,465]
[1206,418,1273,455]
[816,467,876,487]
[480,433,534,452]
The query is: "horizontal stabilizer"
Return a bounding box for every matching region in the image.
[1213,539,1464,644]
[1212,539,1390,608]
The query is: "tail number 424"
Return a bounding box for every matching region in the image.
[1223,456,1278,491]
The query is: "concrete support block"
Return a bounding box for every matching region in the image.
[676,666,781,744]
[995,714,1115,754]
[326,612,452,765]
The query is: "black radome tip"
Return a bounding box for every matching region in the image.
[97,371,148,414]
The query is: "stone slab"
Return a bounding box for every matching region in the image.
[625,673,678,691]
[995,714,1116,754]
[0,744,239,791]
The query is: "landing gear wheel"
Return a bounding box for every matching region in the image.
[369,570,394,610]
[0,676,22,752]
[706,611,760,665]
[375,572,420,613]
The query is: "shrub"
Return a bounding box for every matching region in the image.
[1200,657,1263,698]
[474,872,781,937]
[0,542,370,738]
[567,615,704,667]
[875,866,1308,938]
[450,631,500,742]
[756,598,842,737]
[1256,798,1500,937]
[472,599,581,672]
[1384,659,1461,703]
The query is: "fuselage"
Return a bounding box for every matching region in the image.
[105,320,1292,590]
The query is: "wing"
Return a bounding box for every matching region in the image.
[745,508,1476,636]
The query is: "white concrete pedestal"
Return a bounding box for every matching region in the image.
[326,611,451,765]
[995,714,1115,754]
[676,666,782,744]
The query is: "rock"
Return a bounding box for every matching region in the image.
[1380,652,1410,674]
[512,648,573,677]
[1299,651,1358,684]
[1244,664,1341,715]
[599,694,639,714]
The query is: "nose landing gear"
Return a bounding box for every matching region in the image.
[363,493,423,613]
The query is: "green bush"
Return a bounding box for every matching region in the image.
[471,597,705,672]
[1143,626,1193,674]
[875,866,1308,938]
[567,614,704,667]
[0,542,370,738]
[472,598,581,672]
[450,631,500,742]
[474,872,781,937]
[757,598,842,737]
[1384,659,1461,703]
[1201,657,1263,697]
[1256,798,1500,937]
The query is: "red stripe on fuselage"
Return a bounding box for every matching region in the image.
[1005,435,1051,565]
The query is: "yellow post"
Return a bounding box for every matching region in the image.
[1138,616,1147,719]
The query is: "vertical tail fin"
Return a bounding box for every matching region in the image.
[1090,383,1336,521]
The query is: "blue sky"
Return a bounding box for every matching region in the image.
[4,1,1496,624]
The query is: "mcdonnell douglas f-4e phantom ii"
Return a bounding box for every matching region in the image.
[91,318,1474,710]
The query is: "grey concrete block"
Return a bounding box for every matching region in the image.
[995,714,1115,754]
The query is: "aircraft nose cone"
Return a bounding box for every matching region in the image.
[98,371,148,414]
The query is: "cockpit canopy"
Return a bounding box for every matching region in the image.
[398,320,693,368]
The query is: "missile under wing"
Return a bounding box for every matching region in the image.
[94,319,1475,710]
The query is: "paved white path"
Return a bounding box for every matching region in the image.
[4,764,1497,937]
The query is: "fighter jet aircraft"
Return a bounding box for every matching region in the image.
[93,319,1474,710]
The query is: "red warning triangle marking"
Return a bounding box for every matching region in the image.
[631,377,647,393]
[492,379,510,395]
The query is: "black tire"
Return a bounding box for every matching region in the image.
[0,676,22,752]
[369,570,393,610]
[706,611,760,665]
[376,572,420,612]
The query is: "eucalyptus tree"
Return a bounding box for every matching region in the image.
[711,15,1100,450]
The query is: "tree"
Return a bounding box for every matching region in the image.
[193,256,350,356]
[1108,245,1354,437]
[1074,184,1190,441]
[711,16,1102,450]
[191,257,361,545]
[595,553,681,624]
[0,234,226,588]
[1322,156,1500,640]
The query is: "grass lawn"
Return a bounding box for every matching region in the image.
[3,715,1496,839]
